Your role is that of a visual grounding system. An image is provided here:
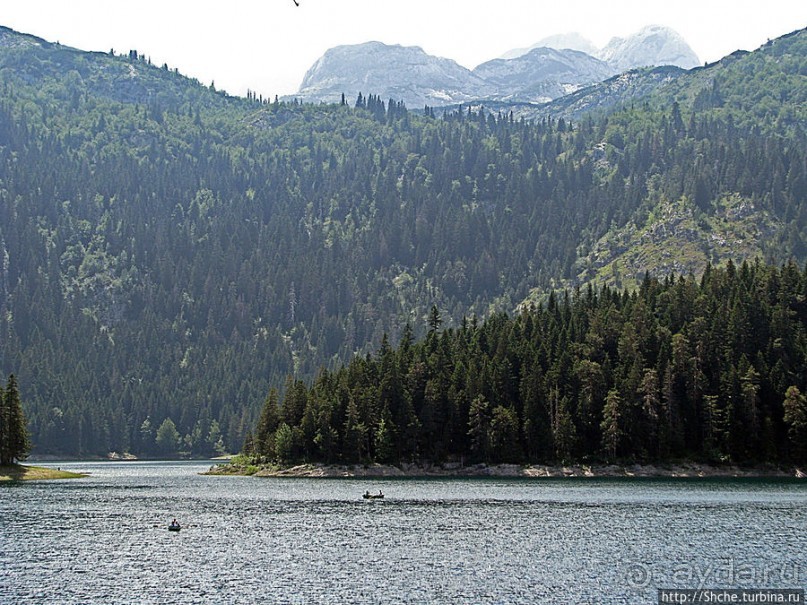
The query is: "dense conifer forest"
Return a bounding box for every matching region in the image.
[247,263,807,466]
[0,26,804,457]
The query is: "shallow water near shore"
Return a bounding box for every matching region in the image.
[1,460,805,604]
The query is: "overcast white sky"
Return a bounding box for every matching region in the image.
[2,1,806,98]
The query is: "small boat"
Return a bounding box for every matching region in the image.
[362,492,384,500]
[168,520,181,531]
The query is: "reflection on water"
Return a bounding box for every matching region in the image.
[1,461,805,604]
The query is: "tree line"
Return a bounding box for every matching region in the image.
[246,262,807,467]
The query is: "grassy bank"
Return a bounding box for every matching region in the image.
[0,464,86,481]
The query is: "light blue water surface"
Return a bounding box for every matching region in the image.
[1,461,805,604]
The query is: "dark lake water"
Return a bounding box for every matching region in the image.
[1,461,805,604]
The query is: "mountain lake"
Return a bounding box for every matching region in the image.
[1,460,805,604]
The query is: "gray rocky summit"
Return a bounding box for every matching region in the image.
[296,41,491,107]
[473,47,617,103]
[598,25,701,71]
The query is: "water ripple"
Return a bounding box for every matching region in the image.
[1,461,805,604]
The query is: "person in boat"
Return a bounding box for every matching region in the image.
[170,518,180,527]
[378,490,383,497]
[364,490,370,498]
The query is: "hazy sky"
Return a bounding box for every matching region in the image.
[2,1,805,98]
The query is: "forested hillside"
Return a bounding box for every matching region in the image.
[0,26,804,457]
[248,263,807,466]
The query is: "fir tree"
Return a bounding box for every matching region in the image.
[783,386,807,464]
[0,375,31,465]
[155,418,181,456]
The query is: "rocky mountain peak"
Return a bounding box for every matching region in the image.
[296,41,491,107]
[473,47,616,103]
[500,32,598,59]
[598,25,700,71]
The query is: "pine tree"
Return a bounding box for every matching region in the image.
[552,392,577,462]
[373,406,396,464]
[242,429,255,457]
[639,368,661,459]
[601,389,624,461]
[155,417,181,456]
[0,375,31,465]
[488,406,521,463]
[342,397,367,462]
[274,423,294,463]
[254,388,280,458]
[783,386,807,464]
[467,394,490,461]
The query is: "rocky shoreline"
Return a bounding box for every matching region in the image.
[206,461,805,479]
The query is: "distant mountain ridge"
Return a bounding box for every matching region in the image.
[501,32,599,59]
[472,47,616,103]
[297,41,492,107]
[502,25,700,71]
[295,25,700,107]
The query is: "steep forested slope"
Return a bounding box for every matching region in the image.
[0,26,804,457]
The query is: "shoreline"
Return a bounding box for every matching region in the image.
[205,461,805,479]
[26,453,234,462]
[0,464,87,481]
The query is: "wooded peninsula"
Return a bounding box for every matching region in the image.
[237,262,807,471]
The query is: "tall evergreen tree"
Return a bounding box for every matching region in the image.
[0,375,31,465]
[601,388,624,461]
[155,417,181,456]
[783,386,807,464]
[254,388,281,458]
